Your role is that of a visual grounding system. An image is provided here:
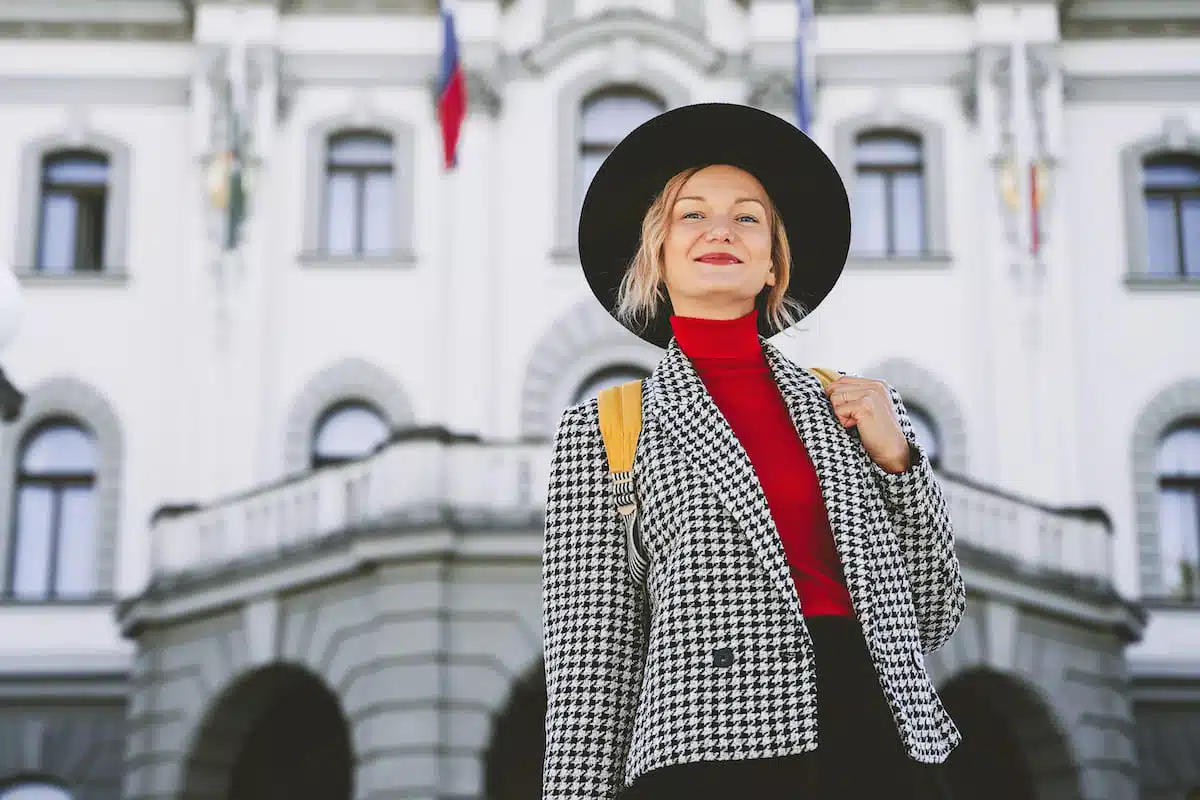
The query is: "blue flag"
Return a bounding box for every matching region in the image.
[796,0,813,132]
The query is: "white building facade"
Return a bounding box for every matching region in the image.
[0,0,1197,798]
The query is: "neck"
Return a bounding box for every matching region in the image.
[670,308,763,361]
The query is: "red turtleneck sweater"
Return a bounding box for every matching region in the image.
[670,309,855,617]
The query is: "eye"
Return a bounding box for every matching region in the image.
[681,211,703,220]
[737,214,759,224]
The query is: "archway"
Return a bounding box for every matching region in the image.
[181,664,354,800]
[940,669,1082,800]
[483,661,547,800]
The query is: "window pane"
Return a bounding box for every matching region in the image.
[45,155,109,185]
[0,785,72,800]
[577,151,607,213]
[10,486,54,600]
[856,134,922,167]
[38,192,78,274]
[851,172,888,255]
[1158,425,1200,475]
[891,171,926,256]
[313,404,389,463]
[76,191,106,271]
[324,173,358,256]
[361,172,393,255]
[1184,196,1200,278]
[1158,486,1199,599]
[55,486,97,598]
[22,424,97,475]
[1144,158,1200,190]
[581,93,663,145]
[1146,195,1180,276]
[328,135,392,167]
[572,367,651,405]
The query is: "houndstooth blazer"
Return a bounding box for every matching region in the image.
[541,336,965,799]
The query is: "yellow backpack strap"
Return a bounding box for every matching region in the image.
[807,366,841,389]
[596,379,648,588]
[597,379,643,475]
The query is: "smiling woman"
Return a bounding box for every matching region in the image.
[617,164,801,331]
[543,103,963,800]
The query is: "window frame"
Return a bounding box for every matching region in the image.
[301,115,416,268]
[0,379,122,603]
[321,131,396,259]
[14,132,131,280]
[852,129,928,258]
[1141,153,1200,279]
[1154,419,1200,602]
[309,399,391,470]
[5,419,99,602]
[552,70,689,261]
[1120,121,1200,287]
[832,110,950,270]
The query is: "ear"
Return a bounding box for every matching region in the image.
[765,266,777,287]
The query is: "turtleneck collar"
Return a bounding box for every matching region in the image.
[670,308,764,362]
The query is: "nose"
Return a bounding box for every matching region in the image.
[705,220,734,242]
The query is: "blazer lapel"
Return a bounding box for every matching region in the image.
[649,339,804,624]
[762,339,880,628]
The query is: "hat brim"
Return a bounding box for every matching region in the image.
[577,103,851,349]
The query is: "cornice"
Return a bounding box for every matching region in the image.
[0,0,191,40]
[520,8,726,76]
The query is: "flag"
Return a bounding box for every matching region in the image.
[1009,9,1040,257]
[795,0,814,132]
[438,0,467,169]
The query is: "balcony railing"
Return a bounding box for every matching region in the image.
[148,434,1113,588]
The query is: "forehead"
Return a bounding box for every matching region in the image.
[679,164,767,198]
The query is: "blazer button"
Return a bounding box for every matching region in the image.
[712,647,735,667]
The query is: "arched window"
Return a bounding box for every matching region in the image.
[1157,420,1200,601]
[1143,153,1200,278]
[6,421,98,601]
[851,131,926,258]
[310,401,390,469]
[0,783,72,800]
[36,151,110,274]
[578,89,665,214]
[572,365,652,406]
[323,132,394,257]
[906,403,942,470]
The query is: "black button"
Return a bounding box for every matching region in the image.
[712,647,734,667]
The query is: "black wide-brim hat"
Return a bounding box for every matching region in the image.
[578,102,851,349]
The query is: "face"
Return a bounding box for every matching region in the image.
[661,164,776,320]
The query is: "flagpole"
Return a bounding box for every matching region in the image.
[1010,5,1046,495]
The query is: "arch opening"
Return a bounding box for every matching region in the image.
[180,664,354,800]
[483,661,547,800]
[940,669,1082,800]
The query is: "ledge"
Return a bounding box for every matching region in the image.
[1124,274,1200,291]
[549,246,580,266]
[298,250,418,269]
[845,253,954,271]
[16,270,129,287]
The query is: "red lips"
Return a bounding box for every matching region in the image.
[695,252,743,264]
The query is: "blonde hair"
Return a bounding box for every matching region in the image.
[614,166,807,336]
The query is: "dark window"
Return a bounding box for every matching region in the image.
[323,133,394,257]
[572,365,652,406]
[6,421,98,601]
[578,89,665,215]
[1144,154,1200,278]
[1157,420,1200,601]
[852,131,926,257]
[311,401,389,469]
[36,151,109,274]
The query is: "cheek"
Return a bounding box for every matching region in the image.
[748,230,774,263]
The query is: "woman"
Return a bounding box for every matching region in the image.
[541,103,963,799]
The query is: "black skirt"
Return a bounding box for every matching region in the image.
[619,615,954,800]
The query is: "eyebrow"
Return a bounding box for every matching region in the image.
[674,195,767,209]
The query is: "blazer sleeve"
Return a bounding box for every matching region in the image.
[542,400,648,800]
[868,383,966,654]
